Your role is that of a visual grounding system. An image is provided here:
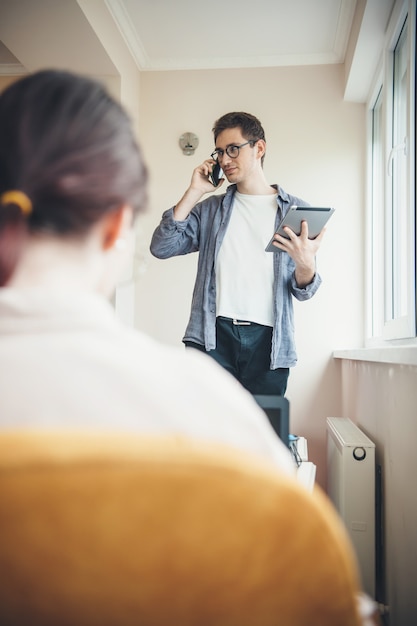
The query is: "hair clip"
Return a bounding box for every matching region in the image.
[0,190,33,216]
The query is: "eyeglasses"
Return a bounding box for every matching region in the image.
[211,140,257,161]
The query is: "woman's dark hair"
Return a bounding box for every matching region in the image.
[0,69,148,286]
[212,111,266,166]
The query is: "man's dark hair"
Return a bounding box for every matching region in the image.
[212,112,266,165]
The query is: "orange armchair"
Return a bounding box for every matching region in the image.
[0,431,362,626]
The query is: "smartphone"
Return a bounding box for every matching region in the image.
[209,161,223,187]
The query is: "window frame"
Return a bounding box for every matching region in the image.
[365,0,416,347]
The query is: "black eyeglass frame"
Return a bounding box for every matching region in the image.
[211,140,258,161]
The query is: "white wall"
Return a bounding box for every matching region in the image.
[78,0,143,328]
[135,64,365,487]
[337,356,417,625]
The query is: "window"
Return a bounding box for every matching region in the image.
[367,0,416,344]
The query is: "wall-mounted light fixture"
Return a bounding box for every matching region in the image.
[179,132,199,155]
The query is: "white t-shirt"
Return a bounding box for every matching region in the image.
[0,288,294,475]
[215,191,276,326]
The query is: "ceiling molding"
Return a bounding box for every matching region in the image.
[105,0,150,70]
[134,51,344,72]
[0,63,26,76]
[333,0,358,61]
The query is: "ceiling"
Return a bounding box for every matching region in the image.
[104,0,357,71]
[0,0,396,102]
[0,0,357,72]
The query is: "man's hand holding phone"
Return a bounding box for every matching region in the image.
[173,159,224,221]
[189,159,224,193]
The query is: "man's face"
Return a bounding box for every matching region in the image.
[214,127,263,185]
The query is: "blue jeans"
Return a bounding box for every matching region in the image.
[185,316,289,396]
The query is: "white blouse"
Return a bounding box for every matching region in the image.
[0,287,294,475]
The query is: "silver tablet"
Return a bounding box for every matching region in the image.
[265,205,335,252]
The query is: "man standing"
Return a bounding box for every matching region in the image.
[150,112,325,396]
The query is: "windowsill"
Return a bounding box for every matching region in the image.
[333,346,417,366]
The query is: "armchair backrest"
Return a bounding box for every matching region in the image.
[0,431,362,626]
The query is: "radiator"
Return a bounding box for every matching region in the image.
[326,417,375,598]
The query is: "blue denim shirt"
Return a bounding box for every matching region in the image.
[150,184,322,369]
